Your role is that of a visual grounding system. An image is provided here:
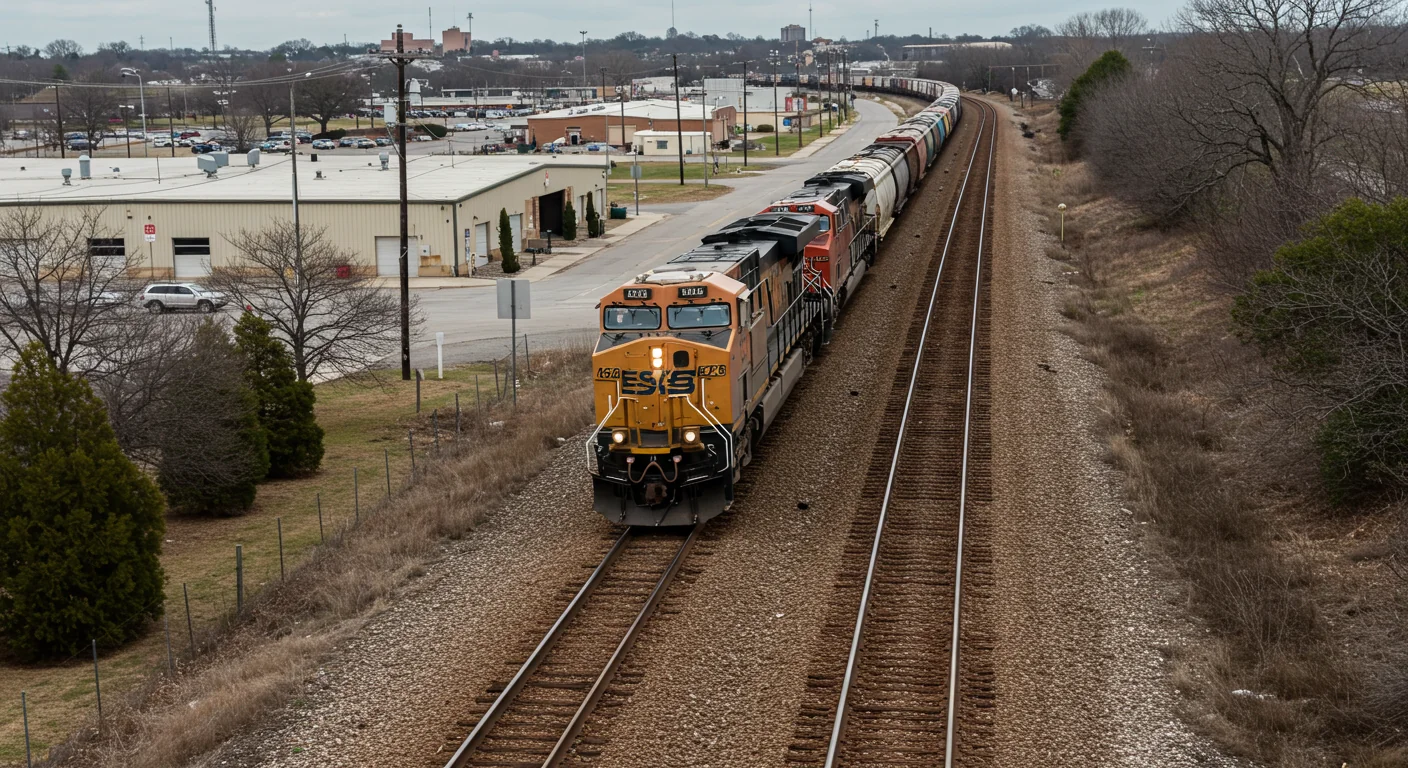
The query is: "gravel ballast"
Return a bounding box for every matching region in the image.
[983,99,1235,766]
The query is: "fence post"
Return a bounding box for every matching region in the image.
[456,392,462,434]
[91,639,102,726]
[235,545,243,614]
[22,691,32,768]
[493,359,501,398]
[524,334,530,376]
[164,614,174,673]
[317,493,324,543]
[475,375,481,415]
[433,409,440,452]
[354,467,360,521]
[415,368,422,413]
[183,583,194,656]
[385,449,392,498]
[409,430,416,475]
[277,517,285,579]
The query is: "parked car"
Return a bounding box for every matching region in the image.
[312,139,336,150]
[296,132,313,143]
[338,136,358,147]
[67,138,91,150]
[355,138,376,148]
[375,137,392,146]
[139,283,228,314]
[411,134,432,142]
[269,139,293,153]
[153,137,173,148]
[191,142,220,154]
[179,130,201,139]
[467,122,490,130]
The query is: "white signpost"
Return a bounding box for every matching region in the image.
[496,278,531,404]
[143,223,156,242]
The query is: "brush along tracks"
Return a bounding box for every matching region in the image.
[788,96,999,768]
[441,525,701,768]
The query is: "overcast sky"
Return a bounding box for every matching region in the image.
[2,1,1180,54]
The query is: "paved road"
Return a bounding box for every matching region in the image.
[405,99,897,368]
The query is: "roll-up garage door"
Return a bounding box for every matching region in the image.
[174,254,211,278]
[375,236,419,277]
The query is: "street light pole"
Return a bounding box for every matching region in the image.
[122,68,148,157]
[672,54,685,186]
[772,52,779,156]
[741,59,749,168]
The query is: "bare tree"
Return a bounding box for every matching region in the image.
[1177,0,1406,191]
[223,103,261,152]
[210,221,412,381]
[240,64,290,136]
[1094,8,1149,52]
[61,76,119,148]
[44,39,83,59]
[0,207,144,376]
[1056,12,1103,76]
[299,73,357,134]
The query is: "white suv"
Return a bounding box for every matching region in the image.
[140,283,229,313]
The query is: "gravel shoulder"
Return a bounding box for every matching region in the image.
[985,99,1234,766]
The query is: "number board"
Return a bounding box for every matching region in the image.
[677,286,707,299]
[624,287,653,300]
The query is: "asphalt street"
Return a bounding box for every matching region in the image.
[403,98,898,368]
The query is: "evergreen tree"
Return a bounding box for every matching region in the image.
[1058,50,1132,142]
[158,320,269,515]
[562,199,578,241]
[0,343,166,660]
[585,193,600,237]
[499,208,519,273]
[233,313,324,478]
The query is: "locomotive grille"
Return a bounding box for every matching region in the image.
[639,429,669,448]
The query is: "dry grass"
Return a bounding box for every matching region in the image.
[606,182,733,206]
[1022,96,1408,765]
[40,345,596,768]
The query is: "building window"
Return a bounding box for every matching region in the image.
[172,237,211,256]
[656,140,669,149]
[89,238,125,258]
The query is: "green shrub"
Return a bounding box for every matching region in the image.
[562,199,578,240]
[1233,197,1408,502]
[756,123,775,133]
[585,193,600,238]
[499,208,519,273]
[157,320,269,515]
[314,128,347,141]
[1058,50,1132,142]
[420,123,448,139]
[234,313,324,478]
[0,344,166,660]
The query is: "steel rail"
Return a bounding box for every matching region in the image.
[821,96,997,768]
[442,524,702,768]
[442,529,632,768]
[942,97,997,768]
[543,522,703,766]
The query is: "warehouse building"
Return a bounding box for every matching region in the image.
[0,153,608,277]
[527,99,736,147]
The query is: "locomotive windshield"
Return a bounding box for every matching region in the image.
[668,303,731,329]
[603,305,661,330]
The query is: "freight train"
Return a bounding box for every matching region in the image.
[587,78,962,526]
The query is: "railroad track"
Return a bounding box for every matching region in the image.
[788,96,999,767]
[441,524,701,768]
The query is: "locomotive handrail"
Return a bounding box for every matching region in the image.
[673,386,733,476]
[584,394,635,474]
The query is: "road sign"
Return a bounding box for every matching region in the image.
[143,223,156,242]
[497,278,530,319]
[631,163,642,179]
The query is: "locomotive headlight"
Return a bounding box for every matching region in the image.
[651,346,664,369]
[683,428,699,444]
[611,429,627,444]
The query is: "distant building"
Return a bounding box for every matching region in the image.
[781,24,806,43]
[380,31,435,53]
[442,26,471,52]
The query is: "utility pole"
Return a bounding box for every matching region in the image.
[290,81,303,287]
[795,43,804,149]
[741,59,749,168]
[771,52,779,156]
[55,85,64,159]
[672,54,684,186]
[372,24,434,381]
[579,31,589,87]
[701,81,708,188]
[600,67,610,179]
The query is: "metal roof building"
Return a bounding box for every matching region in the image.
[0,152,608,278]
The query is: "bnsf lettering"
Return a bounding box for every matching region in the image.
[620,370,697,395]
